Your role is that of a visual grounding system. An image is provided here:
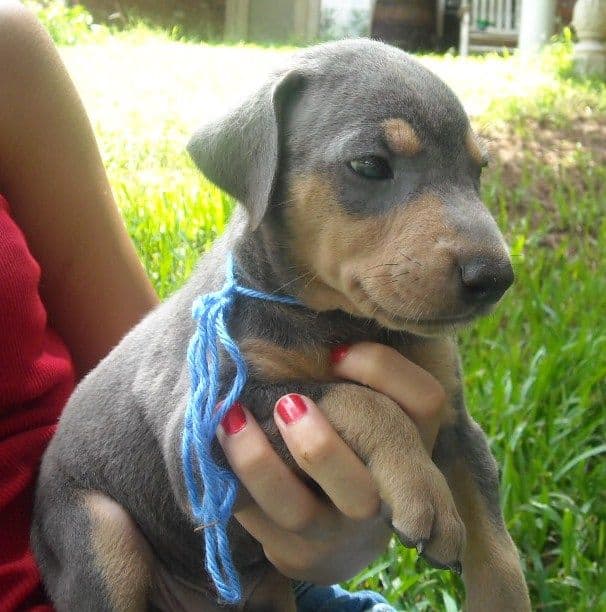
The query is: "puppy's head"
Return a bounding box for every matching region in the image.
[188,40,513,337]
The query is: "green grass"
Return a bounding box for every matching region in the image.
[59,32,606,611]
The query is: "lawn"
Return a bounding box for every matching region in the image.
[58,29,605,611]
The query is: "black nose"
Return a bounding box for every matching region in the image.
[460,256,514,305]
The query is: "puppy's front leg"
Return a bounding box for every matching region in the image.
[435,420,530,612]
[404,338,530,611]
[247,381,466,570]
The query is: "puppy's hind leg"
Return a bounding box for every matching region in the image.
[32,483,153,612]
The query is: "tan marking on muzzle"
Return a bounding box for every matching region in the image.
[383,118,423,157]
[285,174,461,322]
[241,338,332,382]
[284,173,364,312]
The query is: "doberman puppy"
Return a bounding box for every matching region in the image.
[32,39,530,611]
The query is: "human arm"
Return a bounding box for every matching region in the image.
[0,2,158,379]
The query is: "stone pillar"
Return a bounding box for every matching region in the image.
[293,0,321,42]
[518,0,557,55]
[572,0,606,78]
[459,0,470,57]
[225,0,320,43]
[225,0,250,41]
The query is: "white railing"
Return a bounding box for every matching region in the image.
[469,0,518,33]
[460,0,520,55]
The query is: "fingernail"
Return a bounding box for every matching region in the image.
[220,401,246,435]
[329,344,350,365]
[276,394,308,425]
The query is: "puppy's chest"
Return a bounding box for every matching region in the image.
[227,299,416,384]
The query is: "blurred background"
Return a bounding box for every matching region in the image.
[53,0,578,50]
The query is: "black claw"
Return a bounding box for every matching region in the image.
[419,553,463,575]
[395,531,416,549]
[420,552,451,571]
[416,539,428,555]
[450,561,462,576]
[380,501,393,523]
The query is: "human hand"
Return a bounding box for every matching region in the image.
[216,342,446,584]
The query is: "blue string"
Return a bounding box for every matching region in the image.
[182,254,301,604]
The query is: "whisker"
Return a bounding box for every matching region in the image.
[400,253,423,267]
[390,269,411,278]
[358,273,404,282]
[359,261,400,274]
[273,270,313,294]
[303,273,318,289]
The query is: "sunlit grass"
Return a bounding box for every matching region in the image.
[59,32,606,610]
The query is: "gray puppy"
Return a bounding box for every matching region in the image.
[32,39,531,611]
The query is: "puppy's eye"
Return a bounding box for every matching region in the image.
[348,156,393,180]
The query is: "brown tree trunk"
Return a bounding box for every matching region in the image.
[371,0,437,51]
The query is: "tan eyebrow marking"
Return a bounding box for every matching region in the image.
[466,129,489,167]
[382,118,423,157]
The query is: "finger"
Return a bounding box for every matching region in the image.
[274,394,381,522]
[236,503,390,584]
[235,503,344,584]
[234,501,305,555]
[216,402,328,532]
[331,343,446,451]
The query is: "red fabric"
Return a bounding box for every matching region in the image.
[0,194,75,611]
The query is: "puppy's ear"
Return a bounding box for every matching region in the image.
[187,70,303,231]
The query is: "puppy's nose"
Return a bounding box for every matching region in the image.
[459,256,514,305]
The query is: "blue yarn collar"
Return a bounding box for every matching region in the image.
[181,253,300,604]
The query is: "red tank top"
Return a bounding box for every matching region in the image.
[0,194,75,611]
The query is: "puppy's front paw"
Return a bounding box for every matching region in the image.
[383,461,465,572]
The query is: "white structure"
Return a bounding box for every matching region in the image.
[459,0,521,56]
[572,0,606,77]
[322,0,373,36]
[518,0,556,55]
[225,0,321,43]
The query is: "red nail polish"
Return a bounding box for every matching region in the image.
[221,402,246,435]
[276,394,308,425]
[330,344,350,365]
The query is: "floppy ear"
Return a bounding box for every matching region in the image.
[187,70,303,231]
